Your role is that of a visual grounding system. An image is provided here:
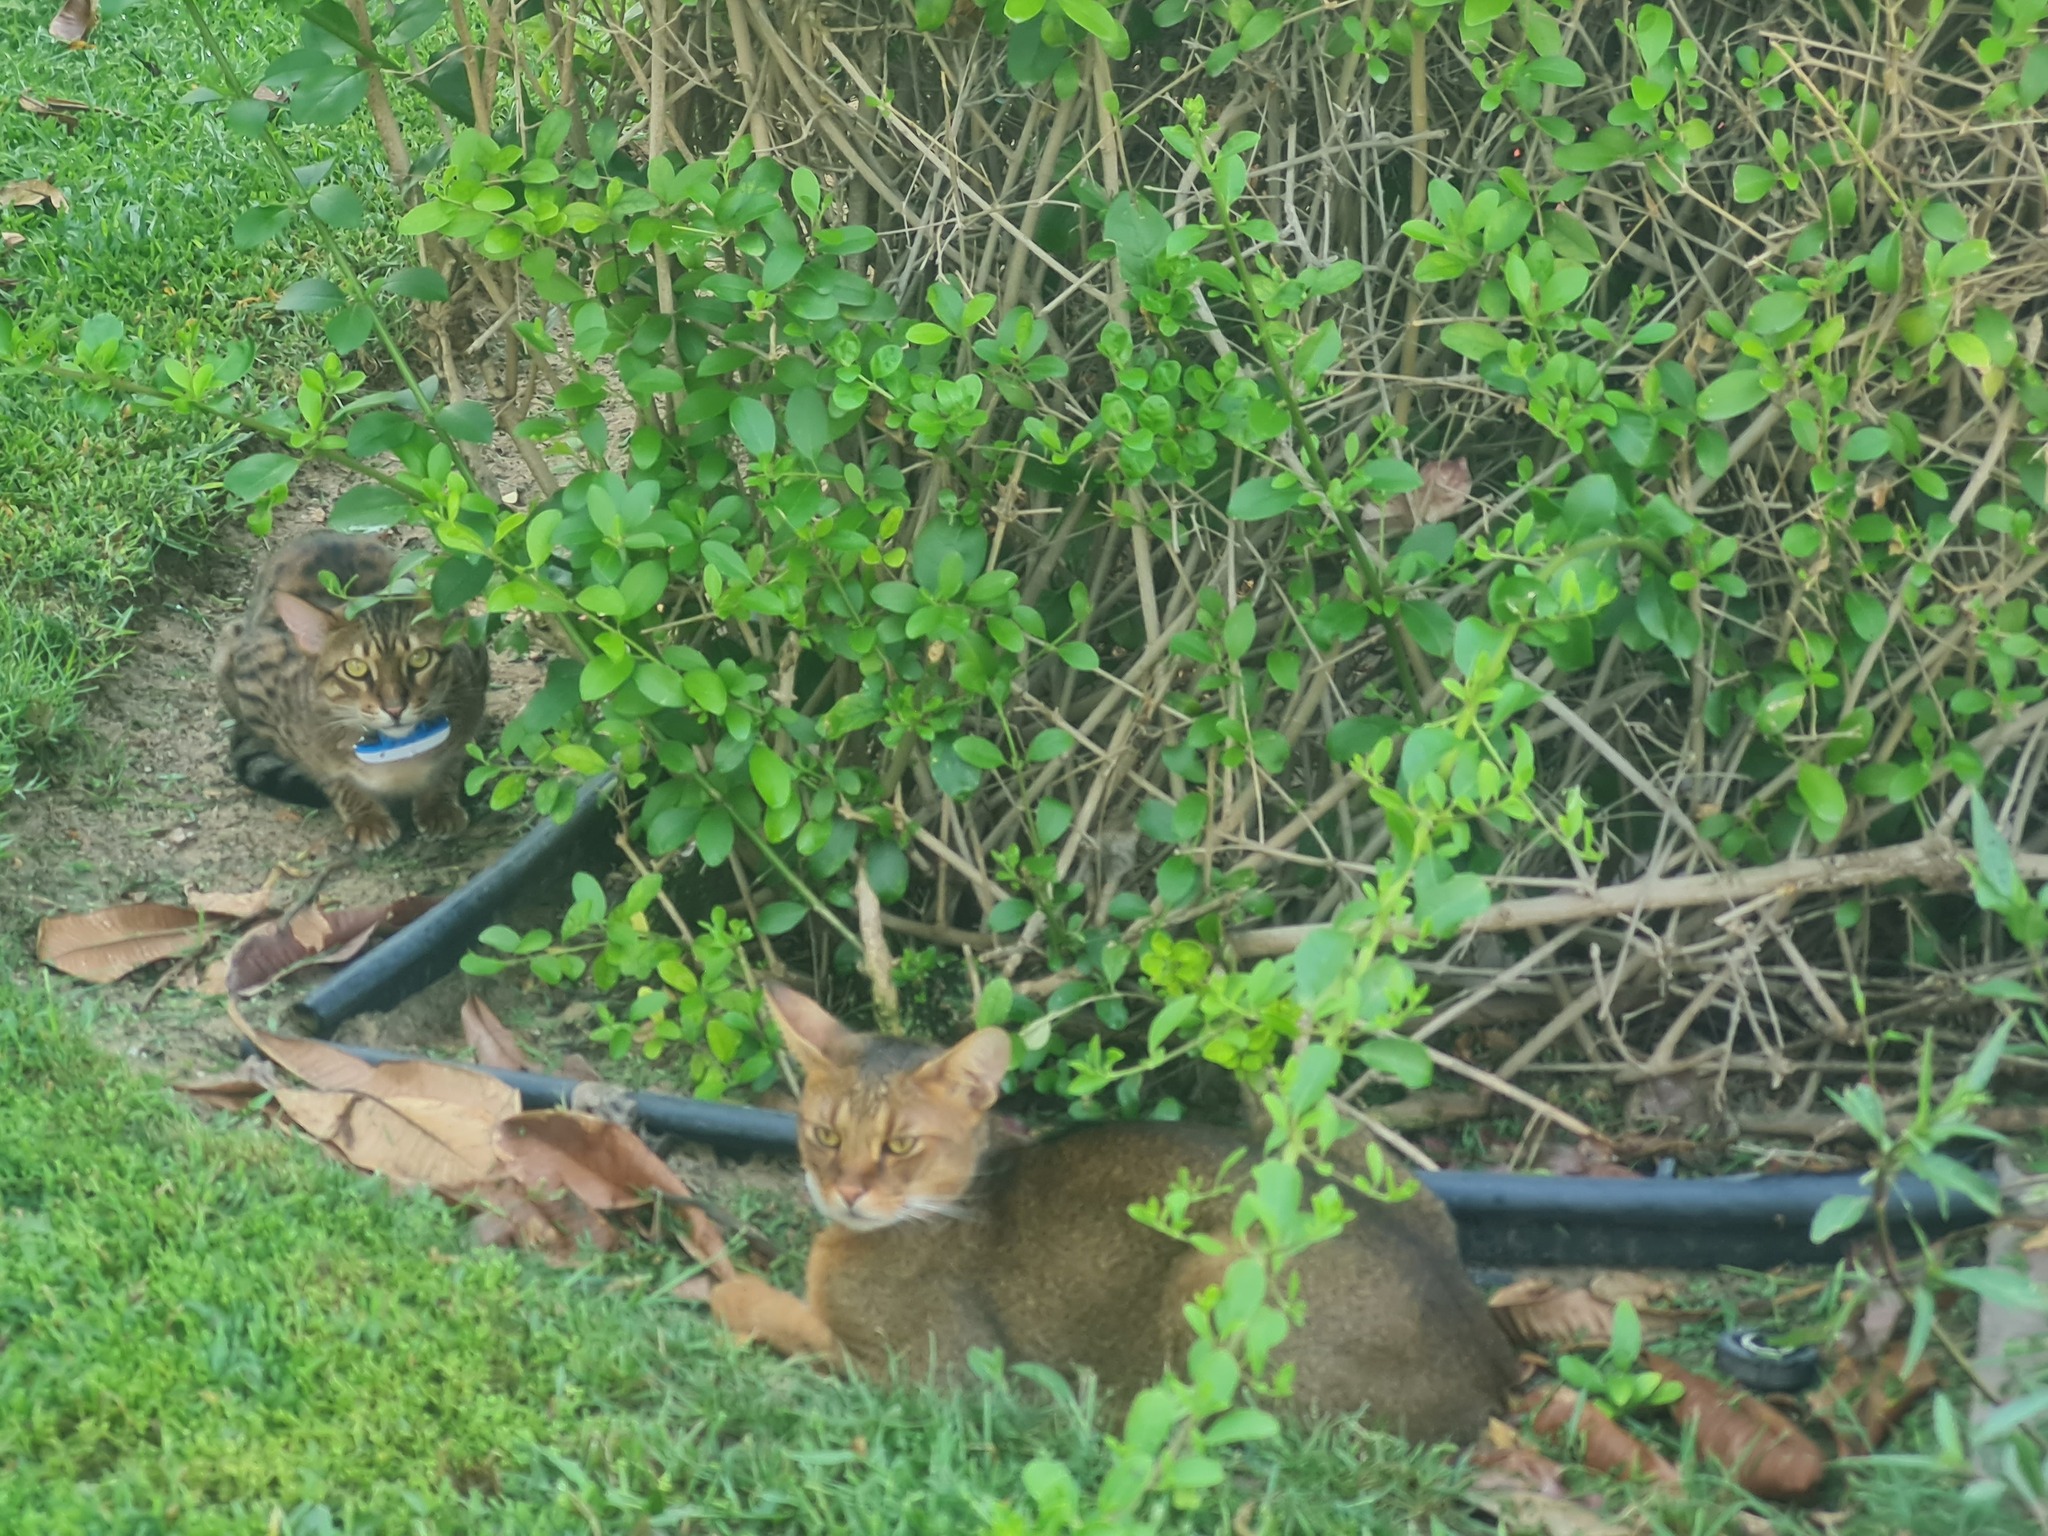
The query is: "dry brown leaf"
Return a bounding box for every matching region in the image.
[224,893,437,995]
[174,1055,284,1112]
[1815,1342,1938,1452]
[1523,1385,1682,1486]
[1644,1352,1826,1501]
[184,872,282,921]
[37,902,205,982]
[495,1110,734,1280]
[1367,457,1473,531]
[1490,1278,1683,1349]
[271,1085,353,1144]
[252,84,290,103]
[239,1023,519,1121]
[672,1273,717,1304]
[463,1177,618,1263]
[48,0,96,43]
[0,179,67,211]
[1473,1492,1640,1536]
[2,231,23,250]
[274,1087,503,1190]
[18,94,95,129]
[1587,1272,1680,1307]
[1541,1138,1645,1179]
[557,1051,603,1083]
[462,994,534,1071]
[240,1025,385,1093]
[1471,1419,1574,1500]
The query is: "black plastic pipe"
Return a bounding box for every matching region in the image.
[297,771,618,1037]
[257,1037,1992,1270]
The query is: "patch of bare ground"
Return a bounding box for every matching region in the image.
[0,457,557,1072]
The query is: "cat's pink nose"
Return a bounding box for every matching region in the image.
[834,1182,865,1209]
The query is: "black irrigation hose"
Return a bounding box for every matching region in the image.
[296,772,618,1038]
[255,1037,1995,1271]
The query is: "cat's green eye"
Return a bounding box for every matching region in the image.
[406,650,435,671]
[811,1125,840,1148]
[884,1136,918,1157]
[340,659,370,679]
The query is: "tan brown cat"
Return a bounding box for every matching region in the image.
[213,532,487,851]
[710,985,1518,1445]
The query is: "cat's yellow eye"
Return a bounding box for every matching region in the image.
[406,650,435,671]
[340,659,370,679]
[810,1124,840,1148]
[884,1135,919,1158]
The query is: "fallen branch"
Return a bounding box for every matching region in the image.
[1226,835,2048,958]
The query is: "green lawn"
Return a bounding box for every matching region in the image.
[0,980,1505,1533]
[0,0,399,798]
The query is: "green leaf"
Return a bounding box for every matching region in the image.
[275,277,345,314]
[1356,1035,1432,1089]
[308,184,365,229]
[1732,165,1774,204]
[1057,641,1100,670]
[385,266,452,305]
[1798,763,1847,833]
[749,744,793,809]
[865,842,909,903]
[222,452,299,503]
[324,303,374,354]
[951,735,1004,770]
[580,653,633,701]
[729,396,777,457]
[759,901,807,935]
[328,483,410,531]
[635,661,686,709]
[1026,728,1074,763]
[1102,191,1170,278]
[230,205,294,249]
[1440,322,1508,360]
[1947,1267,2048,1313]
[683,668,729,715]
[1398,599,1456,658]
[1921,199,1971,243]
[1695,369,1769,421]
[1221,602,1256,661]
[1226,477,1302,522]
[695,808,735,867]
[437,400,495,443]
[1808,1192,1872,1245]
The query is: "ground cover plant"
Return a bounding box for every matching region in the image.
[4,0,2048,1526]
[0,0,400,800]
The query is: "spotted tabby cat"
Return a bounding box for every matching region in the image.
[213,532,487,850]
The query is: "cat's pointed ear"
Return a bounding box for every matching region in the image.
[915,1029,1013,1113]
[273,591,335,655]
[764,982,854,1076]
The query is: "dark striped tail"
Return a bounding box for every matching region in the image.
[230,725,330,809]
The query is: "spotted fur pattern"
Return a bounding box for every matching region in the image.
[213,532,487,851]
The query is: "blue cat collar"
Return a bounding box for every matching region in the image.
[354,718,451,765]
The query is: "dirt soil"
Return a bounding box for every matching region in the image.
[0,453,582,1070]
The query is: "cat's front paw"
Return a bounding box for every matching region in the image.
[343,807,402,851]
[413,795,470,840]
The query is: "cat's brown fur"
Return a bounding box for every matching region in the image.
[213,533,487,850]
[710,985,1518,1445]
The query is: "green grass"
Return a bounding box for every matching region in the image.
[0,982,1506,1533]
[0,977,2025,1536]
[0,0,400,798]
